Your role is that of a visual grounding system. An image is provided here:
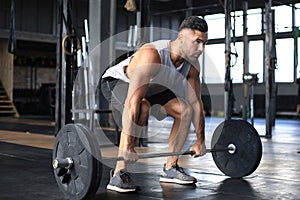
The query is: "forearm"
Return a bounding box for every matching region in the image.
[191,100,205,144]
[122,83,149,139]
[120,131,137,150]
[186,65,205,144]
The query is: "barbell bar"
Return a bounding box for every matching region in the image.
[53,145,236,170]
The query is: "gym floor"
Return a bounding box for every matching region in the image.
[0,116,299,200]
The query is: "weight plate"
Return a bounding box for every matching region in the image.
[52,123,102,200]
[211,119,262,178]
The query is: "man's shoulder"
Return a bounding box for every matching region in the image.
[150,40,170,49]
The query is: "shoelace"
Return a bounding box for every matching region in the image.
[174,165,185,173]
[119,171,132,183]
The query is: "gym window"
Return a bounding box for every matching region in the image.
[201,5,298,84]
[204,14,225,39]
[247,9,263,35]
[273,5,293,33]
[275,38,294,82]
[203,43,225,83]
[249,40,264,83]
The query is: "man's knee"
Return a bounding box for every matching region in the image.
[171,101,192,120]
[139,99,151,123]
[180,103,193,120]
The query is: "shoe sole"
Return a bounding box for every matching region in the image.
[159,177,196,184]
[107,184,137,193]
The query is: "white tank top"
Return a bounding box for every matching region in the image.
[102,40,191,98]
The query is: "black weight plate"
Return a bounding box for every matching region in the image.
[211,119,262,178]
[53,123,102,200]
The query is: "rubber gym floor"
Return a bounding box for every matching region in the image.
[0,116,299,200]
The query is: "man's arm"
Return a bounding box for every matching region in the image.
[122,44,161,136]
[187,64,206,156]
[117,44,161,164]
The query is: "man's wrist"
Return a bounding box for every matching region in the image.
[195,130,205,143]
[196,137,205,145]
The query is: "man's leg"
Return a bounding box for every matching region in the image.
[103,78,151,192]
[115,98,150,172]
[146,89,193,167]
[163,98,193,168]
[107,98,150,193]
[158,98,197,184]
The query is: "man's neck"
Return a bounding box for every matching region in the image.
[170,40,185,67]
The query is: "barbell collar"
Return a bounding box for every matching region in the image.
[53,157,73,169]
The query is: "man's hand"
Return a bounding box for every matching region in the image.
[122,148,139,164]
[190,142,206,157]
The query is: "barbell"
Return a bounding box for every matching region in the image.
[52,119,262,200]
[53,147,236,169]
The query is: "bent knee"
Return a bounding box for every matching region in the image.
[170,101,193,120]
[139,99,151,119]
[181,103,193,119]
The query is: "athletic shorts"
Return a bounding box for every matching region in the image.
[101,77,176,121]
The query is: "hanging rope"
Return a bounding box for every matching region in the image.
[295,27,299,70]
[230,0,238,68]
[8,0,16,54]
[217,0,225,9]
[61,0,81,60]
[232,0,236,45]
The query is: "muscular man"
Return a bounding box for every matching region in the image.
[101,16,208,192]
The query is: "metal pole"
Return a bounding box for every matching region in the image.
[64,0,75,127]
[89,0,110,127]
[242,1,249,121]
[185,0,192,17]
[224,0,232,120]
[55,0,68,134]
[265,0,272,138]
[55,0,63,133]
[109,0,116,62]
[251,84,254,125]
[89,0,101,51]
[293,6,299,81]
[270,10,276,127]
[141,0,151,43]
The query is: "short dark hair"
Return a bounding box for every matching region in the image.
[179,16,208,32]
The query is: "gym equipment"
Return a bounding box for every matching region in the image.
[52,119,262,200]
[211,120,262,178]
[52,123,101,200]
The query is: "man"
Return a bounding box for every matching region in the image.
[101,16,208,192]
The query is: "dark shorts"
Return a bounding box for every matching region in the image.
[100,77,176,122]
[101,77,176,106]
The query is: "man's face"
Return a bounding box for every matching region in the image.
[179,29,208,62]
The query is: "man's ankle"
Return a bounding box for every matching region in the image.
[113,168,125,176]
[165,162,177,170]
